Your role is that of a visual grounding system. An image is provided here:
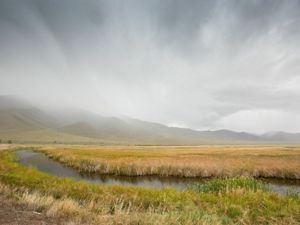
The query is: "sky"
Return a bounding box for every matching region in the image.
[0,0,300,133]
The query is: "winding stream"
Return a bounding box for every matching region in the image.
[16,150,300,194]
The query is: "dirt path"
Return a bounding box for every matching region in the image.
[0,196,66,225]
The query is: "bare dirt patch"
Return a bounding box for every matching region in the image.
[0,196,67,225]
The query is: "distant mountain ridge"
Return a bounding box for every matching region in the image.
[0,96,299,144]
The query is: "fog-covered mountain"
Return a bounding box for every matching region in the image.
[0,96,299,144]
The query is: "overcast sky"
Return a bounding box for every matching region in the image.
[0,0,300,133]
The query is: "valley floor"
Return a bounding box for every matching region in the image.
[0,144,299,224]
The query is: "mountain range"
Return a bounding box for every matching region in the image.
[0,95,299,144]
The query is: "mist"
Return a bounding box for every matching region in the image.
[1,0,300,133]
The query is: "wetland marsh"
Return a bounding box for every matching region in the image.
[0,145,299,225]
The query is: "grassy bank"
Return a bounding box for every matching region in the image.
[39,145,300,179]
[0,148,300,224]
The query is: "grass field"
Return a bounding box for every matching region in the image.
[37,145,300,179]
[0,144,300,224]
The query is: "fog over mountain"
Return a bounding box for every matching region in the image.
[0,95,299,144]
[1,0,300,134]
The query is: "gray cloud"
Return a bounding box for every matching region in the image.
[0,0,300,133]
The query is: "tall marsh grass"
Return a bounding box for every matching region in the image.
[40,145,300,179]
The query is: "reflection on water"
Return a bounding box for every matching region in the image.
[16,150,300,194]
[260,178,300,195]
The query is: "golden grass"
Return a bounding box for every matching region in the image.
[34,145,300,179]
[0,144,17,151]
[0,148,300,225]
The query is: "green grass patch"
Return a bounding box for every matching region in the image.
[189,177,268,193]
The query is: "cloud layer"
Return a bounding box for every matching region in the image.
[0,0,300,133]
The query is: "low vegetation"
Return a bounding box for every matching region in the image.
[0,146,300,224]
[189,177,269,193]
[38,145,300,179]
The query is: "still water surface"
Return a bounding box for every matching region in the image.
[16,150,300,194]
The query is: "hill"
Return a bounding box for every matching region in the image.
[0,96,299,144]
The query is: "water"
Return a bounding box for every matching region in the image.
[16,150,300,194]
